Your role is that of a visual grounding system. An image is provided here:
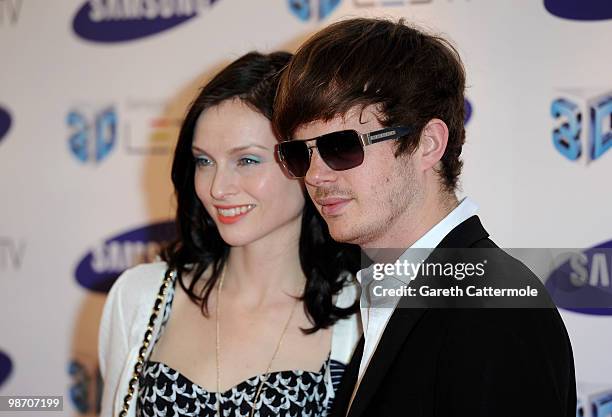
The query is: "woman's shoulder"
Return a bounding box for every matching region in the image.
[106,261,170,314]
[330,274,362,365]
[111,261,168,291]
[333,272,360,309]
[98,261,171,382]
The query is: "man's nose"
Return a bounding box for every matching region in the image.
[305,147,337,188]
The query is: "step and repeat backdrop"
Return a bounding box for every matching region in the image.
[1,0,611,416]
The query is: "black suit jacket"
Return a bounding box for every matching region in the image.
[331,216,576,417]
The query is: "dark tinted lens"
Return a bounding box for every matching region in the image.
[317,130,364,171]
[278,141,310,177]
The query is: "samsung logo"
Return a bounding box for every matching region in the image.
[75,221,175,292]
[72,0,218,43]
[545,241,612,315]
[464,98,472,125]
[544,0,612,21]
[0,350,12,388]
[0,106,12,144]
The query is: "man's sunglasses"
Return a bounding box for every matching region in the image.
[275,126,412,178]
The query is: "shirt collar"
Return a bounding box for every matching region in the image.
[357,197,479,285]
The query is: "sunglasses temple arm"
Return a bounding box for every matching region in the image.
[274,145,283,161]
[358,133,371,146]
[363,126,414,145]
[394,126,413,138]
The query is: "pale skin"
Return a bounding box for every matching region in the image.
[150,99,331,392]
[294,105,458,253]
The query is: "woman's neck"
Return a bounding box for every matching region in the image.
[221,218,305,307]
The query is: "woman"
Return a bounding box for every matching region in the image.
[98,51,361,417]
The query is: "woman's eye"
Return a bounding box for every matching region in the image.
[237,156,261,166]
[194,156,213,167]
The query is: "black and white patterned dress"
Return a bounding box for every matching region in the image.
[136,279,347,417]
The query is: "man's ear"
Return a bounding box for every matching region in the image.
[417,118,449,171]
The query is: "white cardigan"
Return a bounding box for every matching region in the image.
[98,262,362,417]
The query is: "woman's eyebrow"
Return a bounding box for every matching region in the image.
[191,144,270,155]
[191,145,207,154]
[229,144,270,152]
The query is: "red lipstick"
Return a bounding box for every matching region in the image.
[214,204,255,224]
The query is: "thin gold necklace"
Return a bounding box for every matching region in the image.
[215,265,300,417]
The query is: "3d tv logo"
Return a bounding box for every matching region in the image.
[551,90,612,163]
[288,0,341,22]
[67,106,117,163]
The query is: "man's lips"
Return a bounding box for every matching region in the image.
[315,197,352,216]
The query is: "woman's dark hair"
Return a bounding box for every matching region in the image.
[161,51,359,333]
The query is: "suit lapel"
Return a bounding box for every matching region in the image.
[346,215,489,417]
[347,307,426,417]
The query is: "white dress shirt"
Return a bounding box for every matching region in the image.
[355,197,479,380]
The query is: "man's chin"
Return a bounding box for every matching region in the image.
[328,223,362,245]
[328,219,386,247]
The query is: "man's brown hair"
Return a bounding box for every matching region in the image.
[273,18,466,191]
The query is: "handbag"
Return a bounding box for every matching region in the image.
[117,267,177,417]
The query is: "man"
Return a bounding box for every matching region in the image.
[272,18,576,417]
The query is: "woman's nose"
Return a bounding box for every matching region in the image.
[210,167,239,200]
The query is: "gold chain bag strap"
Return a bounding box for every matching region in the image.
[118,267,177,417]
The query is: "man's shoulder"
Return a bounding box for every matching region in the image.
[432,233,564,336]
[457,233,542,283]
